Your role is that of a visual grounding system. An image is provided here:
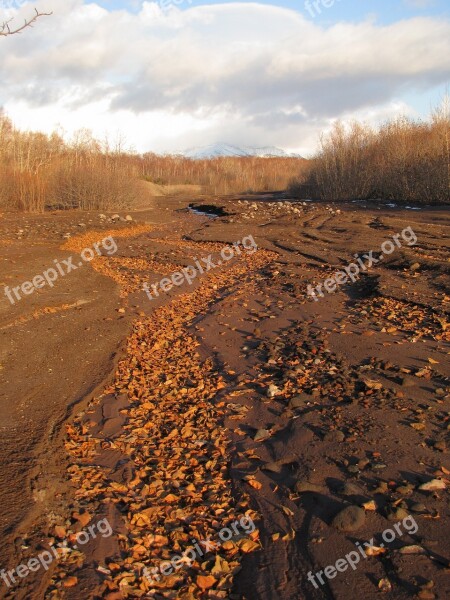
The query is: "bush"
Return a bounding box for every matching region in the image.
[291,98,450,205]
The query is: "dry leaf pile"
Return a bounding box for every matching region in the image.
[61,225,155,253]
[92,257,179,298]
[46,247,275,599]
[349,297,449,341]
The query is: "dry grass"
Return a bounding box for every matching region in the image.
[290,98,450,205]
[0,113,306,212]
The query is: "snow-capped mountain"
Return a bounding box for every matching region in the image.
[183,143,301,159]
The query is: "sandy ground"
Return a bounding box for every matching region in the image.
[0,197,449,600]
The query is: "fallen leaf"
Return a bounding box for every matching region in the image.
[196,575,216,590]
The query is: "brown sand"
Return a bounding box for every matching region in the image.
[0,197,448,599]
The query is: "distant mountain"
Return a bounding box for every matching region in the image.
[183,143,301,159]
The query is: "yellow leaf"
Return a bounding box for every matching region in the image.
[365,546,386,557]
[247,479,262,490]
[237,539,260,553]
[196,575,216,590]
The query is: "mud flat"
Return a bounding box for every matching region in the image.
[0,198,448,599]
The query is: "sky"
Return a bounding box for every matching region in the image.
[1,0,449,155]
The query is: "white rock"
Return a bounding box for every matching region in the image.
[418,479,446,491]
[267,384,282,398]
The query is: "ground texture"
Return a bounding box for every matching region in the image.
[0,197,449,600]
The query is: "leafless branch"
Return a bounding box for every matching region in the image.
[0,8,52,37]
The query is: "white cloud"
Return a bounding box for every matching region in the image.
[1,0,449,153]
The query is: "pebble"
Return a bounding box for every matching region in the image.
[387,507,409,521]
[417,591,435,600]
[410,502,427,513]
[418,479,446,491]
[262,462,283,474]
[433,441,446,452]
[254,428,270,442]
[267,384,281,398]
[396,485,414,496]
[340,482,364,496]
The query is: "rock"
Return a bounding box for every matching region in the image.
[387,507,409,521]
[340,482,364,496]
[410,502,427,513]
[398,545,425,555]
[267,384,281,398]
[417,592,435,600]
[411,422,426,431]
[415,368,431,378]
[254,428,270,442]
[410,262,421,271]
[374,481,388,493]
[418,479,446,492]
[111,214,121,221]
[262,462,282,474]
[288,394,312,409]
[324,430,345,443]
[433,441,446,452]
[332,505,365,532]
[396,485,413,496]
[295,482,323,494]
[125,215,133,221]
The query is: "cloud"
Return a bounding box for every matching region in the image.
[1,0,449,152]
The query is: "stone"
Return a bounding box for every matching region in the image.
[295,482,323,494]
[418,479,446,492]
[340,482,364,496]
[288,394,312,409]
[267,384,281,398]
[262,462,282,474]
[324,430,345,443]
[410,502,427,513]
[433,441,446,452]
[254,429,270,442]
[332,505,365,532]
[387,507,409,521]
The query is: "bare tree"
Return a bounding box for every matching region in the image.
[0,8,51,37]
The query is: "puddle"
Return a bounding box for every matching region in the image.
[188,204,228,217]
